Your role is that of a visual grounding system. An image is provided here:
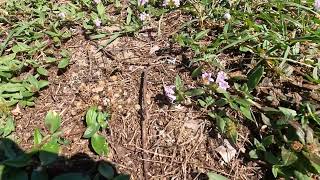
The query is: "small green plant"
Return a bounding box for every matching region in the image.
[83,106,110,157]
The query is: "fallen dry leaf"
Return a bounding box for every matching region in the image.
[215,139,237,163]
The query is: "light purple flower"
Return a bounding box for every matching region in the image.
[164,85,176,103]
[94,0,101,4]
[202,72,214,85]
[315,0,320,11]
[216,71,230,90]
[139,0,148,6]
[139,12,150,21]
[255,19,263,24]
[94,18,101,27]
[58,12,65,19]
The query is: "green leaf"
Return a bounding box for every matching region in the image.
[247,65,264,91]
[86,107,98,126]
[279,107,297,118]
[58,58,69,69]
[113,175,130,180]
[45,111,61,133]
[40,138,59,165]
[272,165,279,177]
[3,116,15,137]
[37,67,48,76]
[194,29,210,41]
[38,80,49,89]
[207,172,228,180]
[97,112,109,129]
[34,128,42,145]
[0,53,16,62]
[254,138,266,151]
[53,173,90,180]
[98,162,115,179]
[239,106,254,121]
[185,88,205,97]
[83,123,100,138]
[249,149,259,159]
[3,154,32,167]
[191,66,202,78]
[97,3,106,18]
[175,75,183,91]
[31,170,48,180]
[294,171,311,180]
[7,170,28,180]
[281,147,298,166]
[91,133,109,156]
[262,135,274,148]
[264,151,279,165]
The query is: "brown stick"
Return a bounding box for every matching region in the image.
[139,66,151,180]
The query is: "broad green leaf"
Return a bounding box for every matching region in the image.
[264,151,279,165]
[53,173,90,180]
[58,58,69,69]
[281,147,298,166]
[272,165,279,177]
[7,170,28,180]
[34,128,42,145]
[40,138,59,165]
[113,175,130,180]
[249,149,259,159]
[247,65,264,91]
[3,116,15,137]
[31,170,48,180]
[279,107,297,118]
[294,171,311,180]
[45,111,61,133]
[239,106,254,121]
[97,3,106,18]
[0,53,16,62]
[254,138,266,151]
[191,66,202,78]
[207,172,228,180]
[91,133,109,156]
[98,162,115,179]
[262,135,274,148]
[97,112,109,129]
[38,80,49,89]
[185,88,205,97]
[86,107,98,126]
[37,67,48,76]
[3,154,32,167]
[216,117,226,133]
[83,123,100,138]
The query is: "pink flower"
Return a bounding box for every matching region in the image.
[139,12,150,21]
[94,0,101,3]
[164,85,176,103]
[202,72,214,85]
[216,71,230,90]
[315,0,320,11]
[94,19,101,27]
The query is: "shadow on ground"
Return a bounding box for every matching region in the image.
[0,138,129,180]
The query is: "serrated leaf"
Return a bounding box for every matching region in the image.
[207,172,228,180]
[91,133,109,156]
[34,128,42,145]
[281,147,298,166]
[83,123,100,138]
[53,173,90,180]
[58,58,69,69]
[37,67,48,76]
[45,111,61,133]
[247,65,264,91]
[98,162,115,179]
